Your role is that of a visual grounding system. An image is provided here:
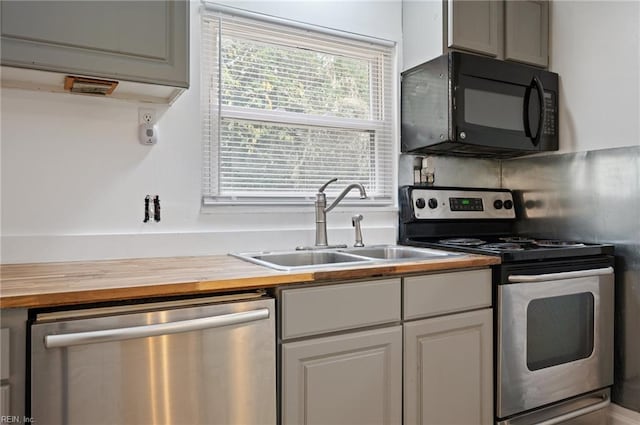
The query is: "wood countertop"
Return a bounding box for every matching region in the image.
[0,253,500,309]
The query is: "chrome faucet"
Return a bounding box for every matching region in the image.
[313,178,367,248]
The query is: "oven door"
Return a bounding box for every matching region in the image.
[497,267,614,419]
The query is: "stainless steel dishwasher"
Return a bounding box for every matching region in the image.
[30,292,276,425]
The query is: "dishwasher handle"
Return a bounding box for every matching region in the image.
[507,267,613,283]
[44,308,270,349]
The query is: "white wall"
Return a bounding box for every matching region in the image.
[550,0,640,154]
[0,1,402,264]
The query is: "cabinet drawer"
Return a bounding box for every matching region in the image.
[403,269,491,320]
[281,279,401,340]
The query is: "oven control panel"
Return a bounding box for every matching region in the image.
[410,188,516,220]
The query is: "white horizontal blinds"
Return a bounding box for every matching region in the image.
[202,9,394,203]
[219,122,375,194]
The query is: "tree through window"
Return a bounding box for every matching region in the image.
[201,9,395,205]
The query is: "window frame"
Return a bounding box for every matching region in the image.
[201,4,397,207]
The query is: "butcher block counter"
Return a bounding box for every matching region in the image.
[0,253,500,308]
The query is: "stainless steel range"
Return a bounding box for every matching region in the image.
[399,186,615,425]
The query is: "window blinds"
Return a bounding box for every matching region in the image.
[201,6,395,205]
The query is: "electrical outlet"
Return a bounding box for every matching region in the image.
[138,108,156,125]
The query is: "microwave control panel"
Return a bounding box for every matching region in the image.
[411,188,516,220]
[543,92,557,136]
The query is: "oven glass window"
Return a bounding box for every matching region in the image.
[527,292,594,371]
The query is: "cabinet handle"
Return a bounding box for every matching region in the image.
[44,308,270,348]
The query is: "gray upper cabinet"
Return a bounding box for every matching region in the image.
[0,0,189,103]
[505,0,549,67]
[448,0,500,57]
[403,0,549,70]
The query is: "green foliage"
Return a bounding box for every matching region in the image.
[218,35,379,195]
[221,37,371,118]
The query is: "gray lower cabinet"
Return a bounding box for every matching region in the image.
[279,279,402,425]
[282,326,403,425]
[279,270,492,425]
[0,309,27,420]
[404,309,493,425]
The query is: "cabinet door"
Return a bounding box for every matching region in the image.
[404,309,493,425]
[0,1,188,87]
[505,0,549,67]
[0,385,8,418]
[282,326,402,425]
[0,309,27,419]
[447,0,500,57]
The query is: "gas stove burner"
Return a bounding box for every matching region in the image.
[481,243,525,251]
[533,240,586,248]
[438,238,486,246]
[499,236,536,244]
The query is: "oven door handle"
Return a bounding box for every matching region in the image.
[534,395,610,425]
[508,267,613,283]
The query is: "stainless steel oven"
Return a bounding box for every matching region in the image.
[398,186,616,425]
[497,265,614,422]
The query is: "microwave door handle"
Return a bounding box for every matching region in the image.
[522,76,546,146]
[531,76,546,146]
[523,82,533,138]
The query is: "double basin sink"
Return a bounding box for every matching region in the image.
[231,245,463,271]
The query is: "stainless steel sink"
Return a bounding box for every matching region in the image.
[231,245,463,271]
[230,250,373,271]
[339,245,463,260]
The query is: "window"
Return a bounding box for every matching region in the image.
[201,6,395,205]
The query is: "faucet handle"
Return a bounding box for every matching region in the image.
[318,178,338,193]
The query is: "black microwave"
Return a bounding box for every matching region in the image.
[401,52,559,158]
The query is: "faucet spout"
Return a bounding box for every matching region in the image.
[325,183,367,213]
